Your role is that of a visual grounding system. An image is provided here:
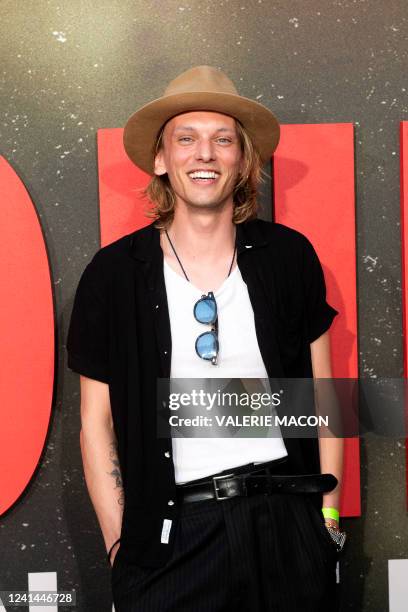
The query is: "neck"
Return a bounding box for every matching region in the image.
[163,206,236,264]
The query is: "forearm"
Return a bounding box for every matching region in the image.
[318,435,344,511]
[310,332,344,514]
[80,423,124,552]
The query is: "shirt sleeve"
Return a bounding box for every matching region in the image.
[301,236,339,343]
[66,255,110,384]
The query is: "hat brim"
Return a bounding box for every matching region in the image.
[123,91,280,175]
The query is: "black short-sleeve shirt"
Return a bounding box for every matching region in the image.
[66,218,338,567]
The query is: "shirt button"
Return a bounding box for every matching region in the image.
[168,499,175,506]
[164,350,168,355]
[164,451,170,458]
[155,304,159,309]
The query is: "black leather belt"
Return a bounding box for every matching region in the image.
[176,461,337,503]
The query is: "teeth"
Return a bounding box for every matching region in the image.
[189,171,218,179]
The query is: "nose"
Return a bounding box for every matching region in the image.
[195,137,216,162]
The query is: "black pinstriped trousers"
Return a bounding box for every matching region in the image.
[111,490,339,612]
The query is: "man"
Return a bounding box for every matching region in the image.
[67,66,345,611]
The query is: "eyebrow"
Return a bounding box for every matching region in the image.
[173,126,236,134]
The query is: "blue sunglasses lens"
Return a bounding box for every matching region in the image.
[194,298,217,324]
[195,332,218,360]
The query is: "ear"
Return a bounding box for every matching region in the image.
[154,149,167,176]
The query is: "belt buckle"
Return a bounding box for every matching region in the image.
[213,472,234,501]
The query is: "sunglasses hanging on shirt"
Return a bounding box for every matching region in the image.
[164,228,237,365]
[193,292,218,364]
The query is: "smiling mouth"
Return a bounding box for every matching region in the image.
[187,170,220,184]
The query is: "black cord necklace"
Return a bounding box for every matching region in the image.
[164,228,237,283]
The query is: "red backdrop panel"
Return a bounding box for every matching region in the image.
[0,157,54,515]
[400,121,408,504]
[273,123,360,517]
[97,128,151,247]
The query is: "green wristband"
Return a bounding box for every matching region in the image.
[322,507,339,522]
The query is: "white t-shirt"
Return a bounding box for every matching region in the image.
[163,258,288,484]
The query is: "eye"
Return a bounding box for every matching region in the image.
[216,137,232,144]
[178,136,193,143]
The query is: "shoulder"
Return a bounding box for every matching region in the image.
[83,222,156,278]
[241,219,323,288]
[88,233,133,268]
[243,218,314,256]
[73,233,136,301]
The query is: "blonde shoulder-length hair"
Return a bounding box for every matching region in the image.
[142,119,266,229]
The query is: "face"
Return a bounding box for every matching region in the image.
[154,111,243,212]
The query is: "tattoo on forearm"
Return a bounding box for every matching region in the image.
[108,442,125,506]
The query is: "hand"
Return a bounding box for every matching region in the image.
[324,519,347,552]
[324,518,339,530]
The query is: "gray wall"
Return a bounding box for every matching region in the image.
[1,2,407,610]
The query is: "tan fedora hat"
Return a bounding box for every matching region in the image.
[123,65,280,175]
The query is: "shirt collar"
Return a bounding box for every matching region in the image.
[235,218,271,255]
[129,218,272,262]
